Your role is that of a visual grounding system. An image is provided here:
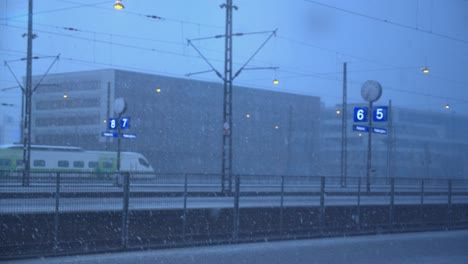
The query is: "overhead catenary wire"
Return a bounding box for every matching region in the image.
[1,2,467,108]
[303,0,468,45]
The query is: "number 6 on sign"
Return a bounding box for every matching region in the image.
[354,107,368,122]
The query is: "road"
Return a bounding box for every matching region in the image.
[7,230,468,264]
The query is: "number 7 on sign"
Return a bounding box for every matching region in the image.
[120,117,130,129]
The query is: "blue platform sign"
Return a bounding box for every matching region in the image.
[372,127,387,134]
[101,131,118,137]
[353,125,369,132]
[108,118,118,130]
[120,117,130,129]
[122,133,137,139]
[354,107,368,122]
[373,106,388,122]
[108,117,130,129]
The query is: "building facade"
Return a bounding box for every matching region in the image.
[319,104,468,180]
[31,69,322,175]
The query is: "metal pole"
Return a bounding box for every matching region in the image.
[183,173,188,241]
[106,82,111,151]
[221,0,236,193]
[23,0,34,187]
[320,176,325,234]
[420,179,425,226]
[447,179,452,228]
[117,113,122,172]
[340,62,348,187]
[280,176,284,235]
[389,177,394,229]
[366,101,373,193]
[54,172,60,250]
[357,177,361,231]
[386,100,392,180]
[232,174,240,241]
[121,172,130,248]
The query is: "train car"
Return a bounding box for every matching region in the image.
[0,144,154,174]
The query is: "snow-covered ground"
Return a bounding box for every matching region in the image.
[8,230,468,264]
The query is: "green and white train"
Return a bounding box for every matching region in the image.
[0,144,154,174]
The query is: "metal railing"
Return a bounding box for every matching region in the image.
[0,170,467,259]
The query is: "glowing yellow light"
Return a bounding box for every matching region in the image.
[273,79,279,85]
[336,110,341,115]
[156,88,161,93]
[246,114,251,118]
[422,67,429,74]
[114,0,124,10]
[63,94,68,99]
[445,104,450,109]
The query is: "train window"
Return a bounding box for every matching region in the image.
[88,161,98,168]
[102,161,113,168]
[138,158,150,167]
[33,160,46,167]
[58,160,69,168]
[0,159,12,166]
[73,161,84,168]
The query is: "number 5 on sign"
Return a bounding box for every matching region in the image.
[373,106,388,122]
[354,107,368,122]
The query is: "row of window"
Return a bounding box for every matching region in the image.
[0,159,113,169]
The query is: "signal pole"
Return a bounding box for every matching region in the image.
[220,0,236,193]
[187,0,277,193]
[340,62,348,187]
[23,0,34,186]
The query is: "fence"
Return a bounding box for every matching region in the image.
[1,171,468,259]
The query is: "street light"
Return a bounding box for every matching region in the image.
[114,0,124,10]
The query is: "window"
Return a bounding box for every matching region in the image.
[33,160,46,167]
[0,159,12,166]
[138,158,150,167]
[73,161,84,168]
[103,161,113,169]
[88,161,98,168]
[58,160,69,168]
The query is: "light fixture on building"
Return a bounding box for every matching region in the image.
[274,125,279,129]
[273,78,279,85]
[422,67,430,74]
[445,104,450,109]
[114,0,124,10]
[336,110,341,115]
[63,94,68,99]
[156,88,161,93]
[246,114,251,118]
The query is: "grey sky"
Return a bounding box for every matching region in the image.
[1,0,468,117]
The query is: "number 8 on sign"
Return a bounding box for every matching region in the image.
[108,118,117,130]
